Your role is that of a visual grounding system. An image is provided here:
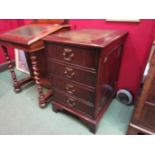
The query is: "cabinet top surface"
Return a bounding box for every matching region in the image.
[0,24,69,46]
[44,29,128,48]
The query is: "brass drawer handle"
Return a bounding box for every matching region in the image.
[66,98,76,107]
[65,84,76,94]
[64,48,72,52]
[62,48,74,61]
[64,67,75,79]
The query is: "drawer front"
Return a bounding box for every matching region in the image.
[48,60,97,87]
[47,44,98,70]
[53,90,94,117]
[139,104,155,131]
[51,75,95,104]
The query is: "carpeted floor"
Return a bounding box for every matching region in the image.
[0,70,134,135]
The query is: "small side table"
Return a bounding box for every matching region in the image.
[0,23,70,108]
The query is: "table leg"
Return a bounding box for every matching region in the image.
[1,45,21,92]
[30,53,52,108]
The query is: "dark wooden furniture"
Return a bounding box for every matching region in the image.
[43,29,128,133]
[127,40,155,135]
[0,23,70,108]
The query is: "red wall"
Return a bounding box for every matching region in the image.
[0,19,155,98]
[0,19,24,64]
[70,19,155,97]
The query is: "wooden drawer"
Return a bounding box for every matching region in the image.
[46,44,99,70]
[139,104,155,131]
[51,75,95,104]
[47,60,97,88]
[53,89,94,117]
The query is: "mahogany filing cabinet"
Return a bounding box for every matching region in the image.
[43,29,128,133]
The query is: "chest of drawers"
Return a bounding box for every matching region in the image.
[127,40,155,135]
[43,29,128,133]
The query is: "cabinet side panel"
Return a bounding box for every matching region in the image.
[95,38,126,117]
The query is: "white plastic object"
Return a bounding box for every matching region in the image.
[116,89,133,105]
